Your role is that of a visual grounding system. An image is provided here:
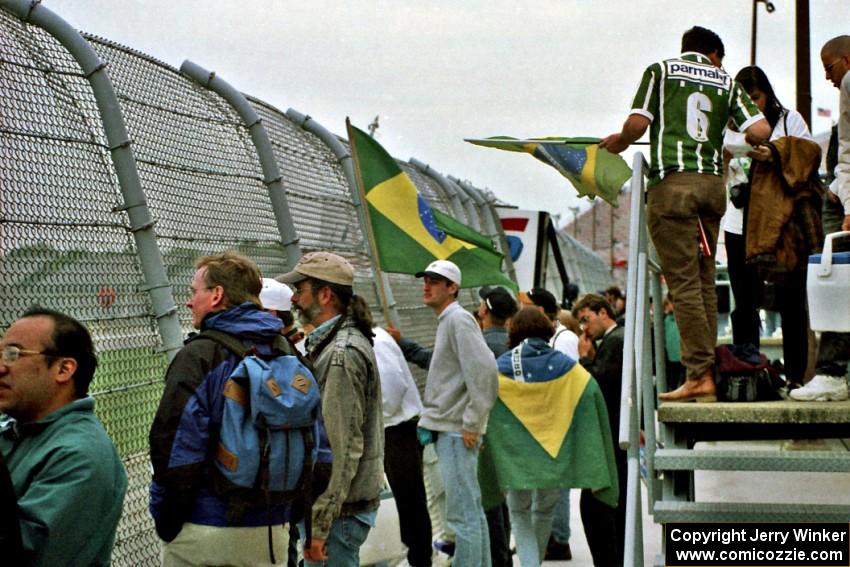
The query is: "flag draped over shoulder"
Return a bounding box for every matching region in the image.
[465,136,631,206]
[347,121,516,290]
[479,341,619,509]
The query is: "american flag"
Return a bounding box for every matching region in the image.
[817,107,832,118]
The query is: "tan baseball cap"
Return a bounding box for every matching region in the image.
[276,251,354,286]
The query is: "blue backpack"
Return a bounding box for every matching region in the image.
[201,330,321,560]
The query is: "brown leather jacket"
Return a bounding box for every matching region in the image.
[745,136,824,281]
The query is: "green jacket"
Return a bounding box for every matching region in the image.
[0,398,127,566]
[306,315,384,539]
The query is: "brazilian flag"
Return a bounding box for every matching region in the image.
[479,345,619,509]
[347,121,516,290]
[465,136,631,206]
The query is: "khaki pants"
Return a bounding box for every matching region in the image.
[647,172,725,380]
[161,522,289,567]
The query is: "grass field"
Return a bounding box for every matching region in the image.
[90,346,168,457]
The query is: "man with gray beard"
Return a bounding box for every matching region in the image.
[278,252,384,566]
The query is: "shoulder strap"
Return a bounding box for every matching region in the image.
[197,329,251,359]
[272,334,316,375]
[269,334,296,357]
[551,328,567,345]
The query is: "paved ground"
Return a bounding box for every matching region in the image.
[542,439,850,567]
[539,482,661,567]
[371,438,850,566]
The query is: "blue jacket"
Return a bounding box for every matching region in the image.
[496,337,575,383]
[149,302,291,541]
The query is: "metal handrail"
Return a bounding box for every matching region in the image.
[620,152,667,567]
[180,60,303,268]
[0,0,183,360]
[284,108,401,328]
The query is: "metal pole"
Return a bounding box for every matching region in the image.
[569,206,580,238]
[751,0,758,65]
[592,201,598,251]
[285,109,400,327]
[449,177,518,283]
[180,60,302,268]
[0,0,183,360]
[795,0,812,127]
[447,178,483,232]
[450,177,493,234]
[482,193,520,285]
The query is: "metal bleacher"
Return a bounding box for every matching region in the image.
[620,154,850,567]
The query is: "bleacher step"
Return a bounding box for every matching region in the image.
[654,448,850,473]
[653,501,850,523]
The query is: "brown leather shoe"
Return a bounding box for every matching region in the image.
[659,372,717,403]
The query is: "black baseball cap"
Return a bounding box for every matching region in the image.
[478,286,518,319]
[522,287,559,315]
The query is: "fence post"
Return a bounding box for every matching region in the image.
[0,0,183,360]
[180,60,302,268]
[450,177,518,284]
[284,108,400,327]
[447,178,483,232]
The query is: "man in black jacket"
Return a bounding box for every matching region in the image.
[573,293,627,567]
[0,452,22,565]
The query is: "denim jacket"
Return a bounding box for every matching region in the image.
[307,314,384,540]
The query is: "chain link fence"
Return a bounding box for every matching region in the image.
[0,7,612,565]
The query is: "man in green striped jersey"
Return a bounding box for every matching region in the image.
[601,26,770,402]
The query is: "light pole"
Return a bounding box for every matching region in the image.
[569,206,580,238]
[750,0,776,66]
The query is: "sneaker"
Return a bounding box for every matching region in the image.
[545,537,572,560]
[789,375,849,401]
[433,539,455,557]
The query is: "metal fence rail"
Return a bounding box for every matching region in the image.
[0,5,614,565]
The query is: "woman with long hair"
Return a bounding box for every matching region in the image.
[723,65,814,389]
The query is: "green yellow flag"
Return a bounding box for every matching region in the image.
[465,136,631,206]
[347,120,516,290]
[479,350,619,509]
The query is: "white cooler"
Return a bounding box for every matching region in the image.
[808,231,850,332]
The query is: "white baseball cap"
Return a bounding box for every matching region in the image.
[259,277,293,311]
[415,260,462,286]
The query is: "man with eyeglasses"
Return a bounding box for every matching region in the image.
[0,307,127,566]
[572,293,626,567]
[149,251,299,565]
[601,26,770,404]
[278,251,384,567]
[790,35,850,402]
[415,260,498,567]
[820,35,850,234]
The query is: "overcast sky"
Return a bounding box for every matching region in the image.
[48,0,847,223]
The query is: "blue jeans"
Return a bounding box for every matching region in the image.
[435,433,490,567]
[550,489,571,544]
[302,515,372,567]
[506,489,560,567]
[816,195,850,377]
